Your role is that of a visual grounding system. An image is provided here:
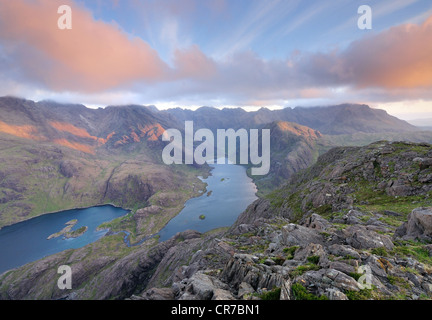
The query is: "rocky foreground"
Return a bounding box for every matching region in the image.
[133,141,432,301]
[1,141,432,300]
[131,206,432,301]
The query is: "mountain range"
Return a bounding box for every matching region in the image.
[1,96,428,201]
[165,103,417,135]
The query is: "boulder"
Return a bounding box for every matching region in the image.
[293,243,329,268]
[212,289,236,300]
[414,157,432,170]
[281,224,325,247]
[139,287,175,300]
[185,272,215,300]
[280,279,291,300]
[297,268,360,294]
[395,207,432,241]
[327,244,361,260]
[325,288,348,300]
[343,225,394,250]
[386,179,413,197]
[304,214,331,230]
[329,261,356,276]
[237,282,255,298]
[324,269,360,292]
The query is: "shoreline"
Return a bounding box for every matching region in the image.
[0,164,213,232]
[0,203,131,232]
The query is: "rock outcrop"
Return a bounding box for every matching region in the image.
[395,207,432,241]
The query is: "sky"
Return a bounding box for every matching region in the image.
[0,0,432,120]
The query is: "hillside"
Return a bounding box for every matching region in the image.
[251,121,322,194]
[0,97,177,155]
[0,97,209,230]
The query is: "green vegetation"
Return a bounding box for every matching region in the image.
[346,288,374,300]
[65,226,88,238]
[391,241,432,265]
[259,287,281,300]
[291,283,328,300]
[272,256,286,266]
[307,255,320,265]
[289,263,320,277]
[371,247,388,257]
[283,246,299,259]
[314,204,333,216]
[348,272,362,281]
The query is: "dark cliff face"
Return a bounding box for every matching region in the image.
[253,121,322,193]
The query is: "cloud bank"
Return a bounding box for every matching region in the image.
[0,0,432,109]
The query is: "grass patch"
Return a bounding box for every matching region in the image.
[291,283,328,300]
[283,246,299,259]
[272,256,286,266]
[349,272,363,281]
[371,247,388,257]
[314,204,333,217]
[259,287,281,300]
[391,241,432,265]
[290,263,320,277]
[387,276,410,289]
[346,288,373,300]
[307,255,320,265]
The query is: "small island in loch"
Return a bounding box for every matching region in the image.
[47,219,88,240]
[64,226,88,239]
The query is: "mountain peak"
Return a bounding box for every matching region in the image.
[272,121,322,139]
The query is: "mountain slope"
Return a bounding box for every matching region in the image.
[0,97,208,229]
[251,121,322,194]
[0,97,179,155]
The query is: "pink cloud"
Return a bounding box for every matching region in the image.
[342,15,432,89]
[1,0,431,105]
[0,0,169,92]
[173,45,217,79]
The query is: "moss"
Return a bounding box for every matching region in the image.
[371,247,388,257]
[387,275,410,289]
[349,272,362,281]
[307,255,320,265]
[259,287,281,300]
[314,204,333,216]
[290,263,320,277]
[391,241,432,265]
[283,246,299,259]
[341,255,359,261]
[346,288,373,300]
[291,283,328,300]
[272,256,286,266]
